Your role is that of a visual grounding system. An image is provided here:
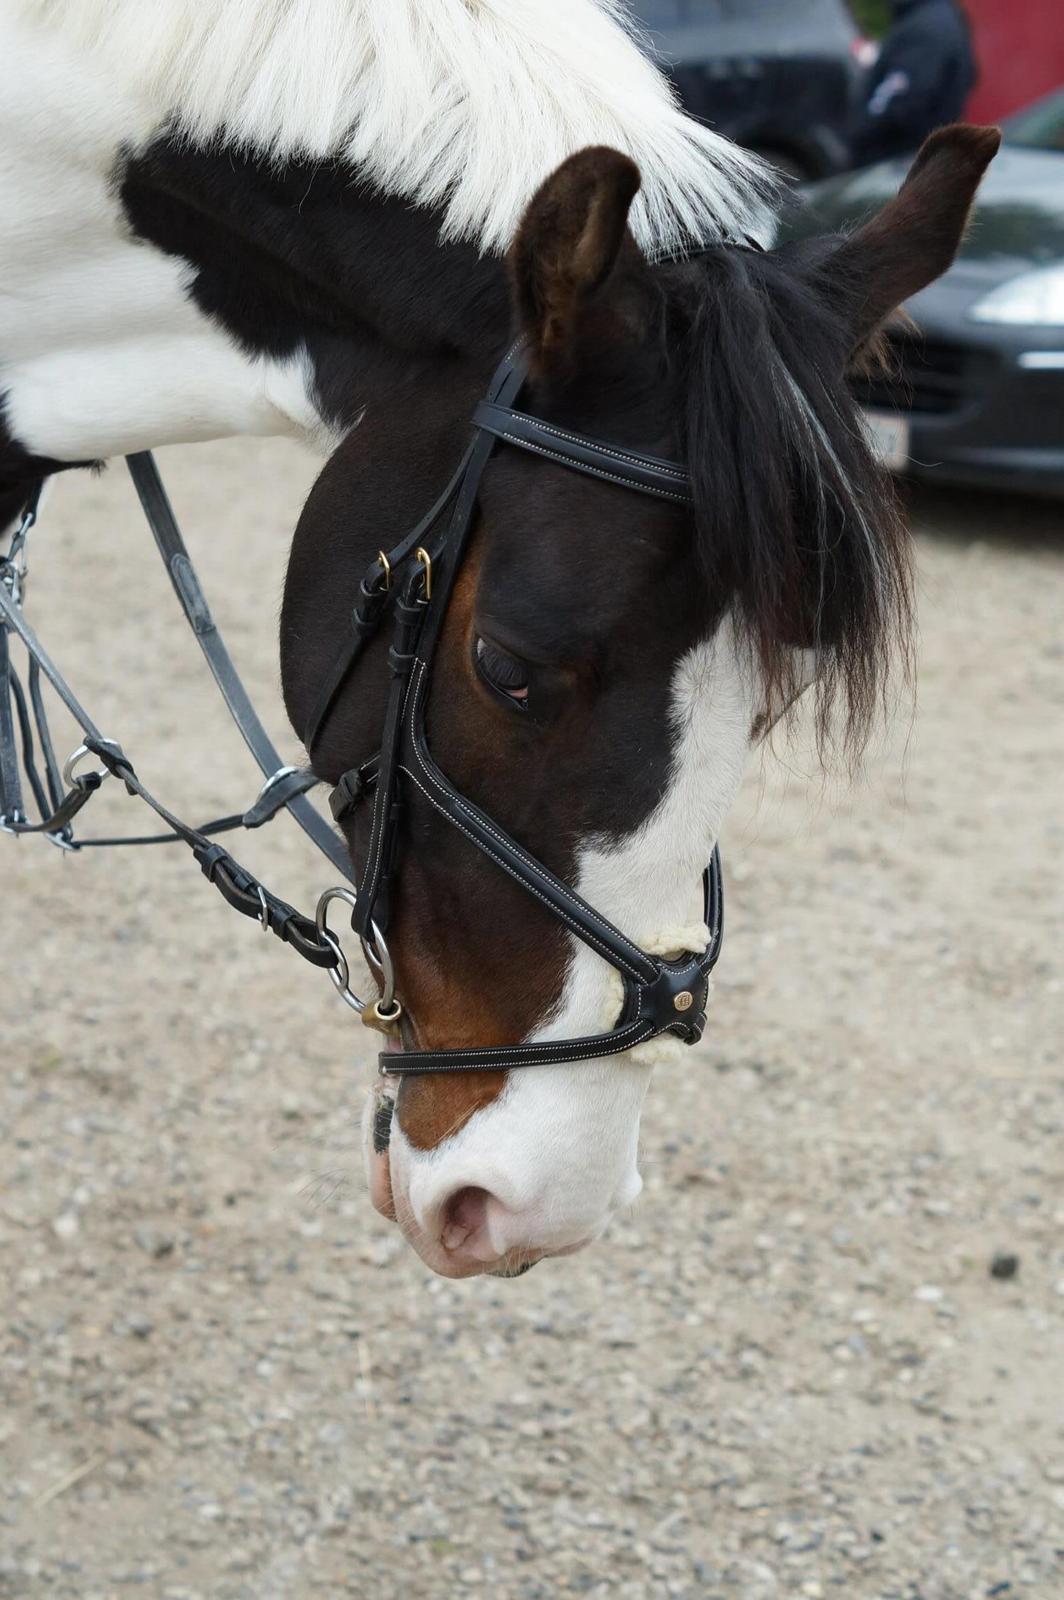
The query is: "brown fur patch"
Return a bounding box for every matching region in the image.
[388,541,567,1153]
[399,1070,509,1151]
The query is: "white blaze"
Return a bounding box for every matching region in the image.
[388,617,760,1255]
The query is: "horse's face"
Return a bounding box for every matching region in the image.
[283,128,998,1277]
[373,375,755,1277]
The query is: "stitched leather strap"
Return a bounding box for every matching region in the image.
[304,347,531,758]
[377,849,724,1075]
[380,1014,661,1075]
[126,453,352,881]
[472,402,692,505]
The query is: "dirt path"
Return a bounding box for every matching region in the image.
[2,446,1062,1600]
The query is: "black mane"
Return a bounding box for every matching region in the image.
[669,242,912,753]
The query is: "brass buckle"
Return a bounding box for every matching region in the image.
[361,997,402,1036]
[414,547,432,600]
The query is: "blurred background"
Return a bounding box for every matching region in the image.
[635,0,1064,498]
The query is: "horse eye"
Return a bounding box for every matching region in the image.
[475,637,529,707]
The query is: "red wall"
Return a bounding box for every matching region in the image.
[963,0,1064,121]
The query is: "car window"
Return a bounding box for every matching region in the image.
[629,0,855,51]
[631,0,849,21]
[634,2,725,22]
[1004,89,1064,153]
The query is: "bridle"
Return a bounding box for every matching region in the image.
[0,344,722,1076]
[305,344,725,1078]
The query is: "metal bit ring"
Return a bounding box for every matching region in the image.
[315,887,398,1016]
[62,742,113,789]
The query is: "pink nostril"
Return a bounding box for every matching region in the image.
[441,1186,492,1254]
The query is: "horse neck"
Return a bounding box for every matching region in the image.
[112,138,514,446]
[2,48,513,472]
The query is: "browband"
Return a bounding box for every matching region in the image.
[472,402,692,505]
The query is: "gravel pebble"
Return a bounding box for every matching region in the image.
[990,1250,1021,1280]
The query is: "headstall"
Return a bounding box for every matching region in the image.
[305,346,724,1077]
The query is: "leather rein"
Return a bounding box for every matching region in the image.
[305,345,724,1078]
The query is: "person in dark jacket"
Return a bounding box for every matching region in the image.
[850,0,977,167]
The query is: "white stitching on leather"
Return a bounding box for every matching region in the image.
[379,854,657,1071]
[478,405,688,481]
[492,433,691,504]
[399,758,646,982]
[411,664,648,965]
[394,1023,649,1065]
[453,802,649,976]
[403,660,653,981]
[385,1021,656,1070]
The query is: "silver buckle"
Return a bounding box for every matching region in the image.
[314,886,401,1033]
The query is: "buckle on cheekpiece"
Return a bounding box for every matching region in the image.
[329,760,378,823]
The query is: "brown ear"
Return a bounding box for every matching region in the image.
[509,146,642,363]
[829,123,1001,348]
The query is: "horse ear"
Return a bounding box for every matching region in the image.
[824,123,1001,351]
[509,147,643,364]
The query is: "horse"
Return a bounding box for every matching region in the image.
[0,1,999,1278]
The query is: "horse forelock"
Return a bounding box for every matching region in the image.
[668,247,914,759]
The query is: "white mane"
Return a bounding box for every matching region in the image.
[12,0,774,254]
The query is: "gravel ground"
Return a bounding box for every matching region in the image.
[1,442,1062,1600]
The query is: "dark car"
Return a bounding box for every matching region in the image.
[784,89,1064,496]
[631,0,871,180]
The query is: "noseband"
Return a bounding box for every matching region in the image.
[305,346,724,1077]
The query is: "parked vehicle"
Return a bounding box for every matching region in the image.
[631,0,872,180]
[783,88,1064,496]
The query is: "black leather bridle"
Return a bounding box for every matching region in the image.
[305,345,724,1078]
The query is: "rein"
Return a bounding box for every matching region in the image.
[0,464,363,999]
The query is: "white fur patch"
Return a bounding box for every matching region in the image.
[11,0,774,256]
[388,616,760,1256]
[3,1,774,462]
[0,11,329,459]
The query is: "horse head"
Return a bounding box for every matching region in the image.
[282,124,999,1277]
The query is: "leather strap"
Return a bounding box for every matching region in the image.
[472,402,691,504]
[303,445,475,755]
[126,453,352,881]
[0,619,25,824]
[399,661,660,987]
[0,478,345,983]
[84,737,339,969]
[304,346,530,760]
[383,1014,662,1076]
